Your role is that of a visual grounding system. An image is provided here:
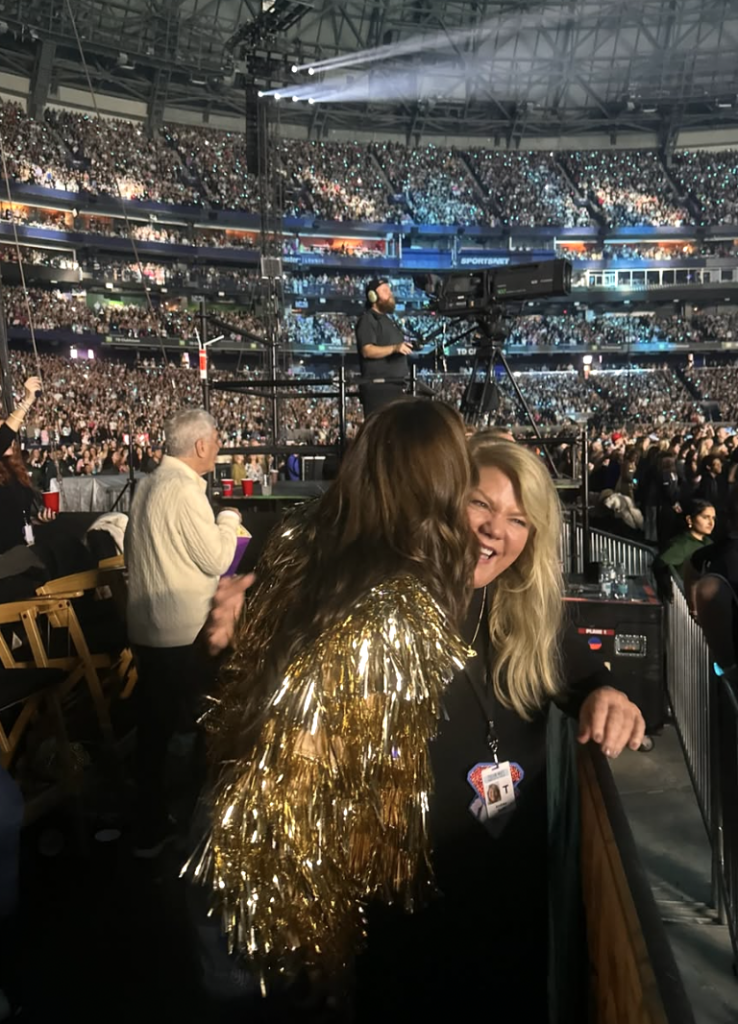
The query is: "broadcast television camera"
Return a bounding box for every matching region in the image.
[415,259,572,315]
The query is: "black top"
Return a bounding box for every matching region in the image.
[0,423,36,555]
[690,536,738,645]
[0,423,15,452]
[691,535,738,586]
[356,590,607,1016]
[695,471,728,513]
[355,309,407,380]
[428,589,607,935]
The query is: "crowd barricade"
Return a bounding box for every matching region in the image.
[560,514,738,967]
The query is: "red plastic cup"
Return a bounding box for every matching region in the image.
[42,491,60,513]
[242,479,254,496]
[222,478,234,497]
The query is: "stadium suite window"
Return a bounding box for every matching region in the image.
[647,271,660,285]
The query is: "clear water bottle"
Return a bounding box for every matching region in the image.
[598,560,613,598]
[615,570,629,600]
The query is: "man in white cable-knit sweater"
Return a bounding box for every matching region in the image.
[126,408,241,856]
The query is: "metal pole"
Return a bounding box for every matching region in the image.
[409,363,418,397]
[338,364,347,453]
[0,276,15,415]
[494,347,559,478]
[198,299,214,500]
[269,341,279,444]
[199,299,210,412]
[582,425,592,571]
[570,507,578,577]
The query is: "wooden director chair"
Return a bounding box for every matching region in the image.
[35,561,137,743]
[0,598,83,816]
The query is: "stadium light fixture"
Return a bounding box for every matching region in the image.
[308,67,315,75]
[291,64,299,73]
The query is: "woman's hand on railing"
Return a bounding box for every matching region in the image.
[577,686,646,758]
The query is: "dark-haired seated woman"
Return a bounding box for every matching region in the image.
[657,498,716,579]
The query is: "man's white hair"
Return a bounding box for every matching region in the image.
[165,409,216,457]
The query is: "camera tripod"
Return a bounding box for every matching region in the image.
[449,309,560,478]
[110,427,137,512]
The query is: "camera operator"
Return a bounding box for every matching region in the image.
[355,278,412,417]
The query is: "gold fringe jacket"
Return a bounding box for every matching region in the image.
[189,575,470,973]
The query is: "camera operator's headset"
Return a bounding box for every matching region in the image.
[366,279,388,306]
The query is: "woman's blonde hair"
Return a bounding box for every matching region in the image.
[469,438,564,718]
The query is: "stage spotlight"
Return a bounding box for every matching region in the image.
[274,93,281,100]
[308,67,315,75]
[308,97,315,105]
[291,64,298,73]
[257,90,264,97]
[292,95,299,102]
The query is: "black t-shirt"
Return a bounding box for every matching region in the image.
[428,590,606,928]
[355,309,407,380]
[690,536,738,586]
[0,476,35,555]
[357,591,605,1017]
[0,424,35,555]
[690,536,738,644]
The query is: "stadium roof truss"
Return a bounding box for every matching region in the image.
[2,0,738,138]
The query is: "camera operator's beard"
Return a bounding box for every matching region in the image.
[376,296,396,314]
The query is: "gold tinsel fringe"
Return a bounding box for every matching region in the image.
[187,576,470,976]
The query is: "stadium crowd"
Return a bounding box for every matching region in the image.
[9,345,738,454]
[563,150,689,226]
[7,285,738,352]
[279,140,398,223]
[685,363,738,422]
[287,273,416,299]
[672,149,738,226]
[7,350,362,463]
[555,242,726,262]
[44,110,200,206]
[376,142,487,225]
[163,124,256,210]
[3,287,265,341]
[4,99,738,228]
[468,149,589,227]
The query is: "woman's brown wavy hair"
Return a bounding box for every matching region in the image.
[215,399,477,750]
[0,437,31,488]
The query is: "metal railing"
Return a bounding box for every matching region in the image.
[664,571,738,960]
[571,523,738,964]
[560,514,655,578]
[714,672,738,962]
[664,577,714,834]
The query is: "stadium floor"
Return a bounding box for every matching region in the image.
[612,727,738,1023]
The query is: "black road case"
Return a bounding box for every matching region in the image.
[564,576,665,734]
